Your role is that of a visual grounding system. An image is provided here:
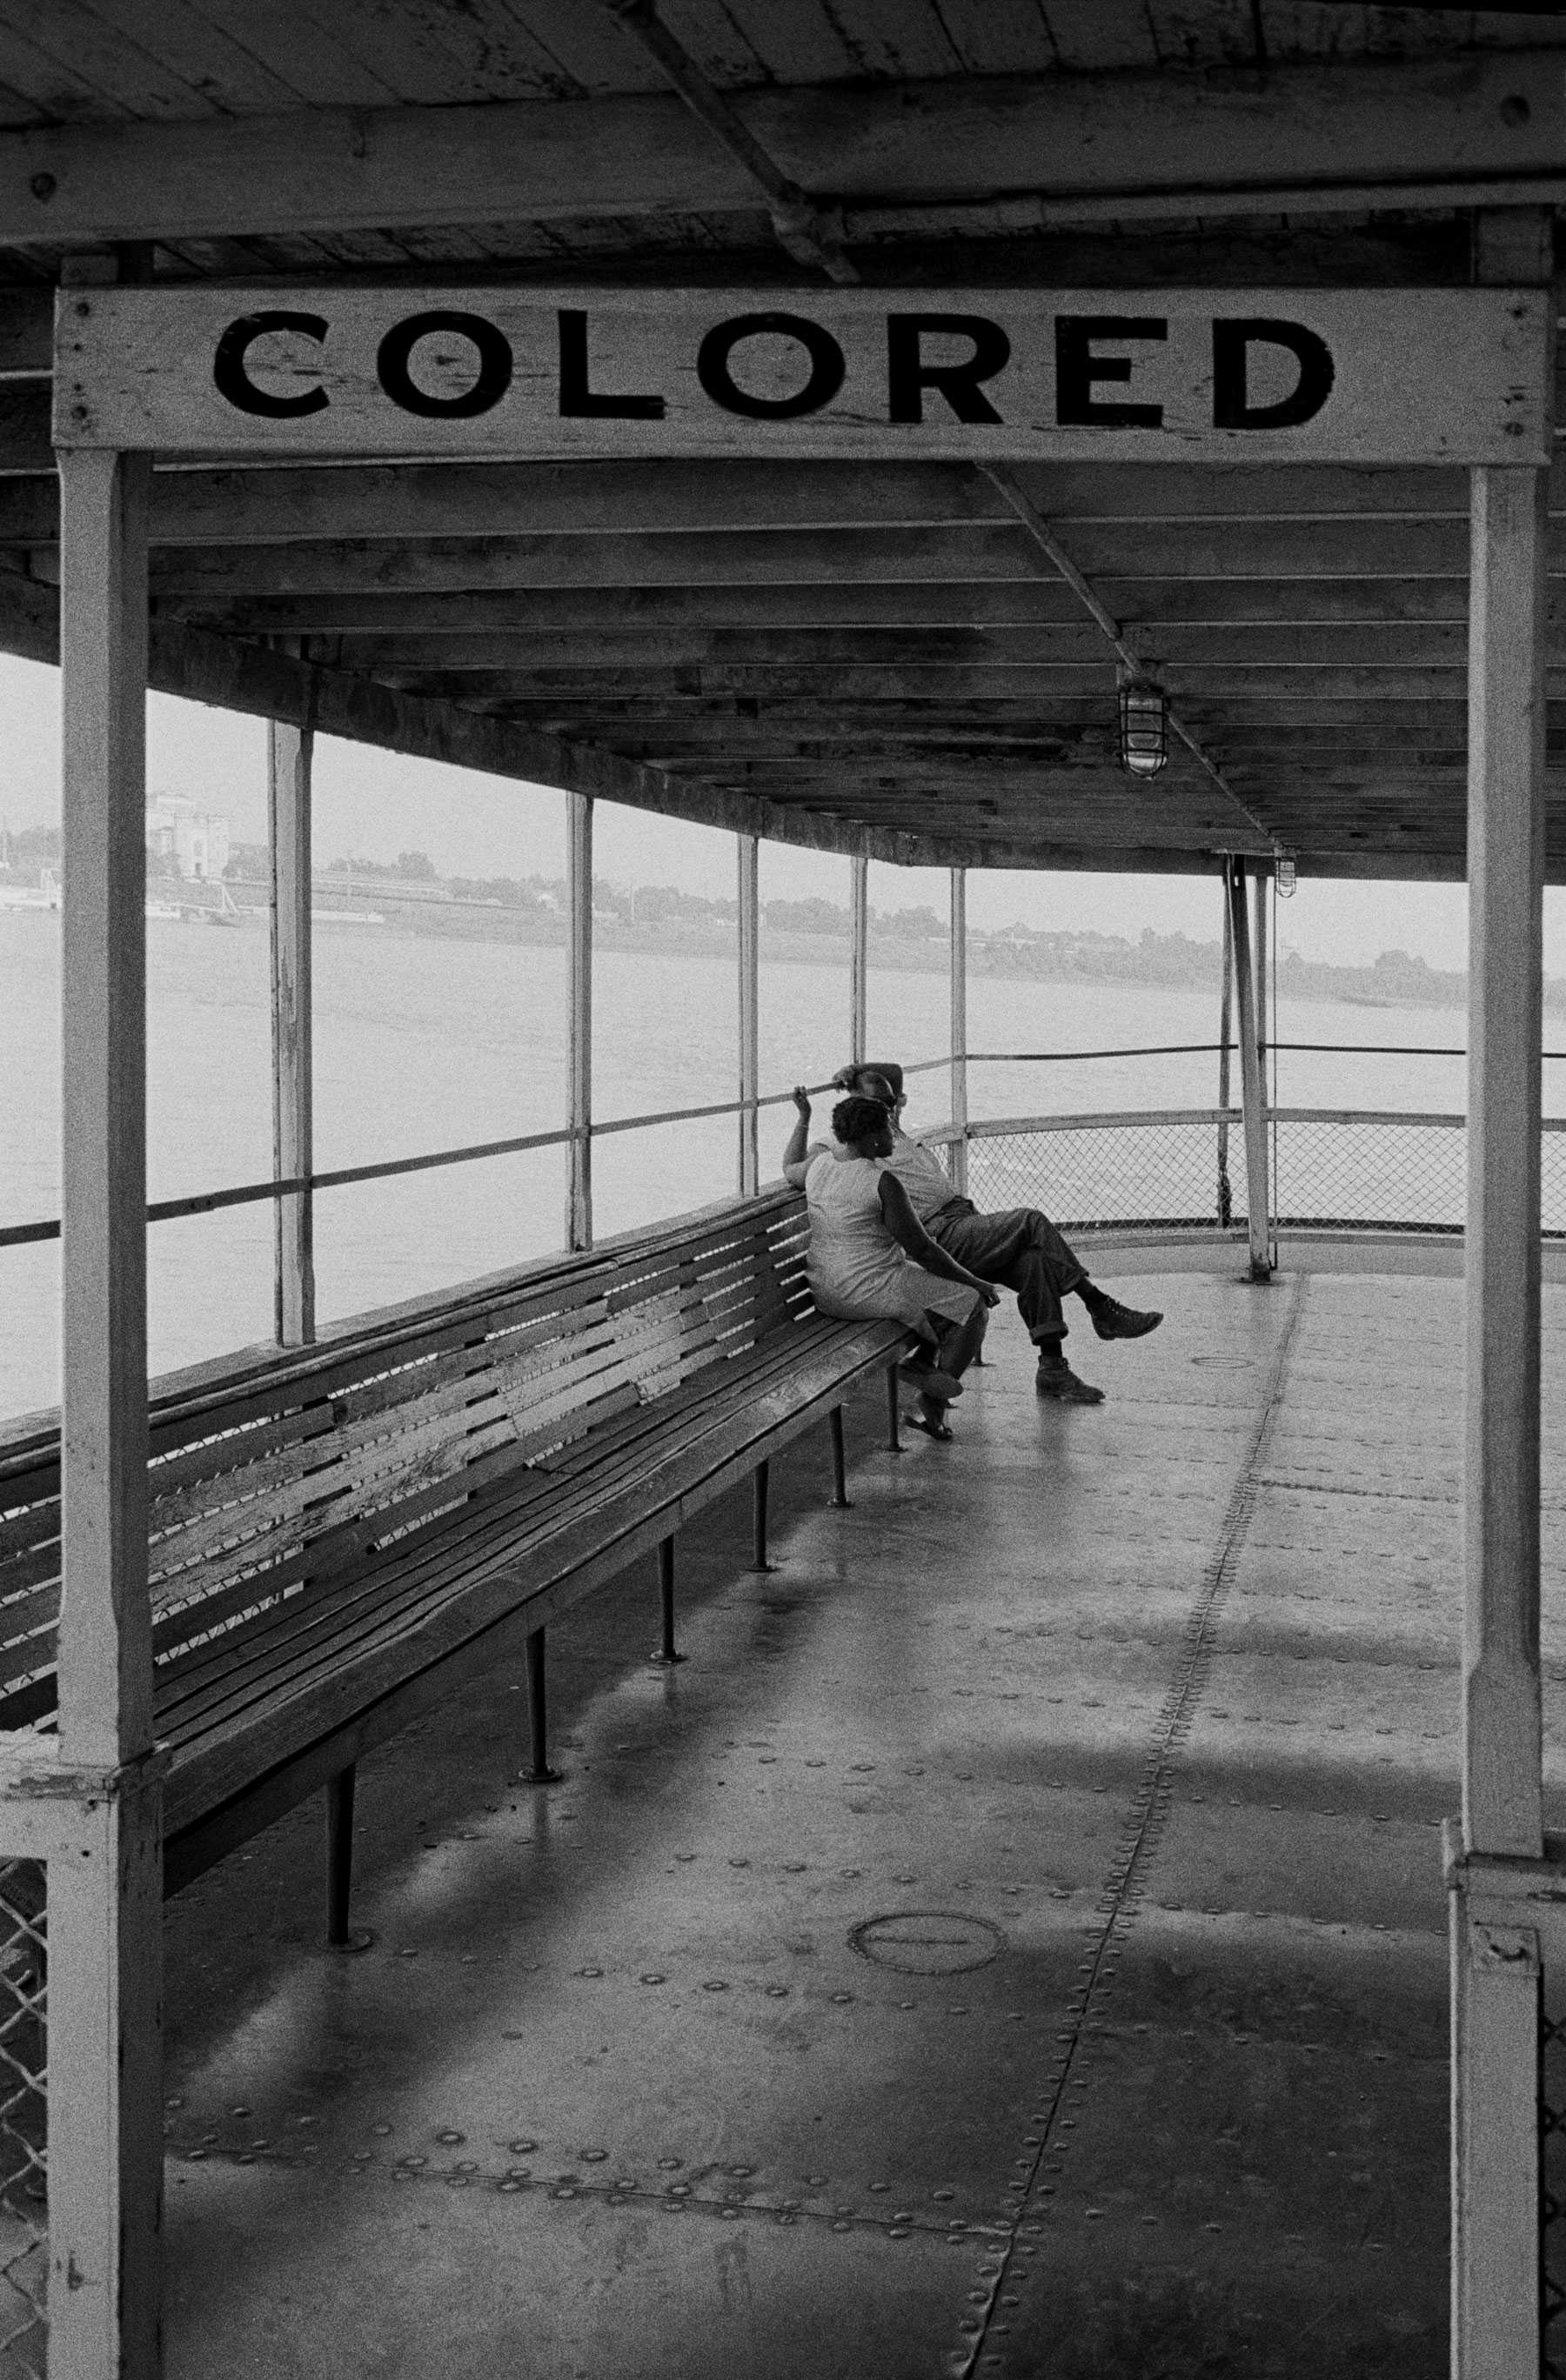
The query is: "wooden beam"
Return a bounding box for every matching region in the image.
[1463,460,1546,1867]
[184,579,1479,637]
[51,434,163,2380]
[4,54,1566,244]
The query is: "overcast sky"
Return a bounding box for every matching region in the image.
[0,648,1549,974]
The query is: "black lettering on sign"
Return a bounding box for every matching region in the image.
[1212,318,1335,430]
[213,311,329,418]
[1054,316,1167,428]
[697,311,846,419]
[376,310,512,419]
[558,309,664,419]
[886,313,1009,423]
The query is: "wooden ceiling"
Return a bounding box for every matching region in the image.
[0,2,1563,879]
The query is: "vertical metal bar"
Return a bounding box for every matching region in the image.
[751,1461,773,1571]
[1226,862,1272,1280]
[948,865,969,1198]
[651,1536,683,1665]
[325,1763,355,1946]
[1451,457,1549,2380]
[566,792,592,1252]
[524,1627,560,1782]
[829,1406,850,1508]
[269,709,314,1346]
[885,1362,902,1453]
[738,832,760,1196]
[849,853,868,1066]
[52,435,162,2379]
[1216,877,1234,1227]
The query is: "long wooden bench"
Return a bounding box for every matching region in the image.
[0,1187,913,1939]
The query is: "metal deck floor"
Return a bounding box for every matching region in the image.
[159,1267,1566,2379]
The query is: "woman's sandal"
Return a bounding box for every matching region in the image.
[904,1407,955,1442]
[897,1364,964,1402]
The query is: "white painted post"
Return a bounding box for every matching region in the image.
[1226,862,1272,1280]
[849,853,868,1067]
[948,866,969,1197]
[51,435,164,2379]
[269,711,314,1344]
[566,791,592,1250]
[738,832,760,1197]
[1450,458,1549,2380]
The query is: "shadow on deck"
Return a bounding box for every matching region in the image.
[161,1266,1547,2379]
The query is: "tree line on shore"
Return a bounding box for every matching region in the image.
[3,823,1553,1013]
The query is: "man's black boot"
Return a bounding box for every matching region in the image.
[1088,1294,1163,1341]
[1035,1354,1105,1405]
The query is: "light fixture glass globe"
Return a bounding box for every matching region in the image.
[1118,678,1168,777]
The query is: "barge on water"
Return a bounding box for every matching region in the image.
[0,7,1563,2376]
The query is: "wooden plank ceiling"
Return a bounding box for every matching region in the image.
[0,1,1563,879]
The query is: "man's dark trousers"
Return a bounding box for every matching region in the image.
[927,1200,1087,1342]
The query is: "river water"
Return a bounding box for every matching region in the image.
[0,908,1485,1423]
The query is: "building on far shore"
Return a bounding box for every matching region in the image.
[145,792,229,881]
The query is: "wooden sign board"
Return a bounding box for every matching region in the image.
[53,284,1551,466]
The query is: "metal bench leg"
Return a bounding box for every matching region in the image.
[650,1534,686,1665]
[887,1362,903,1453]
[524,1627,562,1783]
[325,1764,371,1951]
[750,1461,776,1572]
[829,1406,852,1507]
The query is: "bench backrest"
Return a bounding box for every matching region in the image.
[0,1189,810,1735]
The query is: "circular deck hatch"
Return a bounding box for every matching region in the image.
[849,1912,1005,1976]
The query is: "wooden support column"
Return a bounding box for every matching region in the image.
[51,434,163,2380]
[738,832,760,1197]
[1451,456,1549,2380]
[1226,861,1272,1280]
[268,707,314,1345]
[566,791,592,1251]
[849,853,868,1066]
[948,865,969,1197]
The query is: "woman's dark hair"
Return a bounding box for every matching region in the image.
[832,1094,890,1147]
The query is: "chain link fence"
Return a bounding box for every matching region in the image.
[956,1110,1566,1238]
[0,1861,45,2380]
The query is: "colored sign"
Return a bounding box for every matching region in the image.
[53,284,1552,465]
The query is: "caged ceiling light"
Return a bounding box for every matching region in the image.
[1117,674,1168,778]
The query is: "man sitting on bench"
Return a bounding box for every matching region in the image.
[832,1060,1163,1406]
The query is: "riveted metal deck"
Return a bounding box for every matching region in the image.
[156,1268,1564,2378]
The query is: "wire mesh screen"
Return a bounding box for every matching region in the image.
[1545,1996,1566,2376]
[966,1117,1242,1233]
[1271,1113,1466,1233]
[961,1112,1566,1238]
[0,1861,45,2380]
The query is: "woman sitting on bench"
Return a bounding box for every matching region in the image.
[783,1087,997,1441]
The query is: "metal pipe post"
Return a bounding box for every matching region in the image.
[269,708,315,1345]
[949,866,969,1197]
[850,853,868,1066]
[51,431,163,2380]
[1225,862,1272,1280]
[566,792,592,1251]
[1451,458,1549,2380]
[738,832,760,1196]
[1216,877,1234,1227]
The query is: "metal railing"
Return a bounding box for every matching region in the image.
[0,1862,46,2380]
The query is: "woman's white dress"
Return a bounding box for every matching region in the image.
[803,1149,979,1330]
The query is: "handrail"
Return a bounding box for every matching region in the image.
[959,1104,1565,1139]
[0,1053,960,1253]
[3,1040,1560,1256]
